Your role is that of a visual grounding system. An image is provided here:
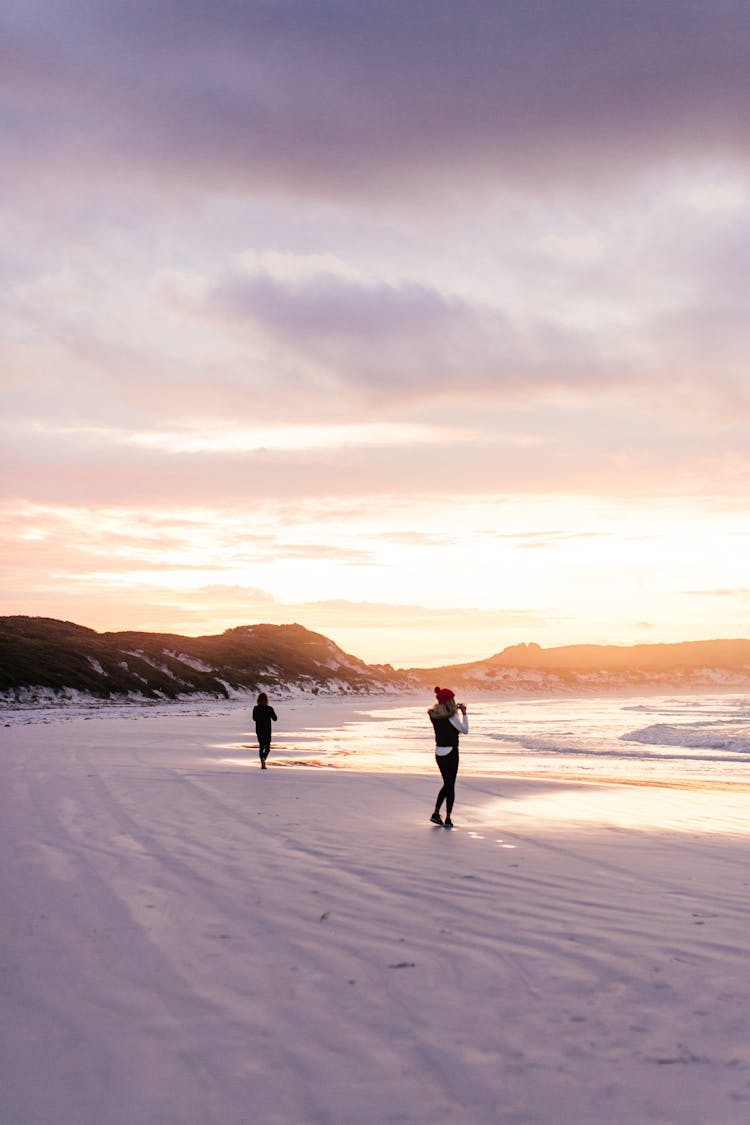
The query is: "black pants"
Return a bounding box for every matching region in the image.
[435,748,459,816]
[256,731,271,760]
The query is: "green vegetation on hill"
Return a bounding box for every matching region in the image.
[0,617,413,699]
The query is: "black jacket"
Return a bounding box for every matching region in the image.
[430,712,459,749]
[252,704,277,734]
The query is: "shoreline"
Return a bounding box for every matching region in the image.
[5,691,750,795]
[3,679,750,730]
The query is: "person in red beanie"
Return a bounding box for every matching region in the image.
[427,687,468,828]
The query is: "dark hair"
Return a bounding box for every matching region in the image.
[257,692,268,706]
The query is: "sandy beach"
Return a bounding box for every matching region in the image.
[2,699,750,1124]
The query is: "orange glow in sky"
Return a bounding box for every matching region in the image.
[3,5,750,666]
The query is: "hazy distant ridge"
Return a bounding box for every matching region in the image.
[2,618,750,703]
[419,639,750,692]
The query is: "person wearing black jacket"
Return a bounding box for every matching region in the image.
[252,693,278,769]
[428,686,468,828]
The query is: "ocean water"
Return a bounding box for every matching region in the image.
[5,689,750,788]
[280,691,750,785]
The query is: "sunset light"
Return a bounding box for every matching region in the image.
[3,2,750,666]
[5,9,750,1123]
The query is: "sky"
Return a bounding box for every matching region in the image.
[3,0,750,667]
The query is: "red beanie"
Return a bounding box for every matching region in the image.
[434,686,455,704]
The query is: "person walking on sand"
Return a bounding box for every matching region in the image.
[252,692,278,769]
[428,687,468,828]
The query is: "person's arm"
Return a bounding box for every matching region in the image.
[450,708,469,735]
[270,708,278,721]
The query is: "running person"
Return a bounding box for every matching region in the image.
[428,687,468,828]
[252,693,278,769]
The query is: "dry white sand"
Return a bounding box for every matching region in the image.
[2,702,750,1124]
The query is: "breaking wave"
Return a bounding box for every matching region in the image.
[621,722,750,756]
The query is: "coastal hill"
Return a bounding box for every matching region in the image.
[0,616,415,701]
[2,617,750,703]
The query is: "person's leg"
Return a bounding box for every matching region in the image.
[434,752,452,813]
[443,749,459,820]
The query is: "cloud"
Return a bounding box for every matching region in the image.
[6,161,750,458]
[686,588,750,598]
[177,592,542,635]
[5,393,750,510]
[212,268,507,397]
[210,262,638,403]
[127,421,458,454]
[480,529,613,549]
[4,2,750,203]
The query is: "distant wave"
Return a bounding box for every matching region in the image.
[485,731,743,763]
[488,733,584,755]
[621,722,750,755]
